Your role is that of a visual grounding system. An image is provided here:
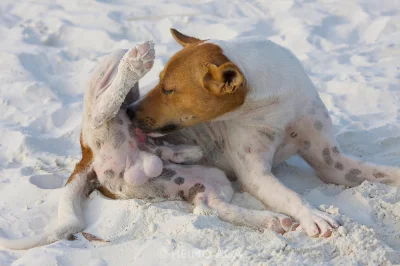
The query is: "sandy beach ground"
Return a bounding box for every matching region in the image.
[0,0,399,265]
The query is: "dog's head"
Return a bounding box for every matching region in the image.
[129,29,248,134]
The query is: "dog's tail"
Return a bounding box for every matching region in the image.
[0,168,96,250]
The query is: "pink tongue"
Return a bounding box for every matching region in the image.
[135,128,147,144]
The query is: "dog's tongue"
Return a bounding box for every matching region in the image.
[135,128,147,144]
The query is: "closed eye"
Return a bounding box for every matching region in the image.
[162,88,175,95]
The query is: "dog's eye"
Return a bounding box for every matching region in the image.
[162,88,175,95]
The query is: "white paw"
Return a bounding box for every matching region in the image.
[297,208,339,237]
[121,41,155,78]
[261,211,298,234]
[171,145,204,163]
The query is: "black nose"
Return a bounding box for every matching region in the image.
[126,105,138,120]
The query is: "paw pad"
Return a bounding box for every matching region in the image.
[122,41,155,76]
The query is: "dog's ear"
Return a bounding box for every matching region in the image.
[170,28,201,47]
[202,62,244,96]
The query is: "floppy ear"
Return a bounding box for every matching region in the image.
[202,62,244,96]
[170,28,201,47]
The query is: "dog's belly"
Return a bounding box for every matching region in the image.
[98,162,233,201]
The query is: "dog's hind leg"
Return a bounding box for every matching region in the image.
[294,108,400,187]
[300,134,400,187]
[90,41,155,129]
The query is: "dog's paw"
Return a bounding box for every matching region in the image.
[121,41,155,78]
[296,208,339,237]
[170,145,204,164]
[260,211,298,234]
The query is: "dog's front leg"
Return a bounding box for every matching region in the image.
[232,140,339,237]
[145,138,203,164]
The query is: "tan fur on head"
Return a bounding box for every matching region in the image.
[203,62,243,95]
[133,29,248,134]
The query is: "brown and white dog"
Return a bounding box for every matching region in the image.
[0,41,297,250]
[128,29,400,238]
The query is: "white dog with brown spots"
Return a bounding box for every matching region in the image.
[2,29,399,249]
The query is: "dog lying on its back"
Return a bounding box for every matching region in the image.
[0,41,297,250]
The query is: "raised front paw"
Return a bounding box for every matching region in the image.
[121,41,155,78]
[297,208,339,237]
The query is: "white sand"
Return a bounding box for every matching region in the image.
[0,0,399,265]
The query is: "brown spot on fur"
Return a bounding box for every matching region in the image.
[66,134,93,184]
[290,132,298,138]
[159,168,176,180]
[174,176,185,185]
[322,148,333,166]
[314,120,323,131]
[345,169,363,183]
[67,235,77,241]
[373,171,386,179]
[334,162,344,170]
[187,183,205,202]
